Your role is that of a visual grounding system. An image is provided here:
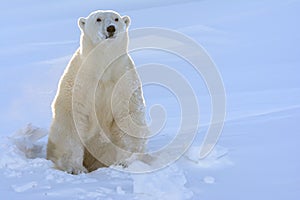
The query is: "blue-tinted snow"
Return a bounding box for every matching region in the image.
[0,0,299,199]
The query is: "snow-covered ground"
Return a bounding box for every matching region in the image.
[1,0,300,199]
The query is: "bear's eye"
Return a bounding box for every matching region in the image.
[96,18,101,22]
[115,18,119,22]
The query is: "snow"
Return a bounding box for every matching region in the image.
[1,0,300,199]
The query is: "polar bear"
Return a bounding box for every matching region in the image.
[47,10,148,174]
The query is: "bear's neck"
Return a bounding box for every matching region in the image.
[79,35,95,58]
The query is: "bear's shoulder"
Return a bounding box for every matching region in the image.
[53,49,82,105]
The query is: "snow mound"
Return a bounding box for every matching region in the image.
[132,163,193,200]
[10,124,48,159]
[185,145,233,168]
[0,125,205,200]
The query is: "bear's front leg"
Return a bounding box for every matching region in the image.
[47,121,88,175]
[109,84,149,166]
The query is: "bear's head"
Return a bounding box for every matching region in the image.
[78,10,130,55]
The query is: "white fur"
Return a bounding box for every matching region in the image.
[47,10,148,174]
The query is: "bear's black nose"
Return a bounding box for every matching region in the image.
[107,25,116,33]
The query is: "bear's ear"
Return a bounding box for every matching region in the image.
[122,16,131,29]
[78,17,86,31]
